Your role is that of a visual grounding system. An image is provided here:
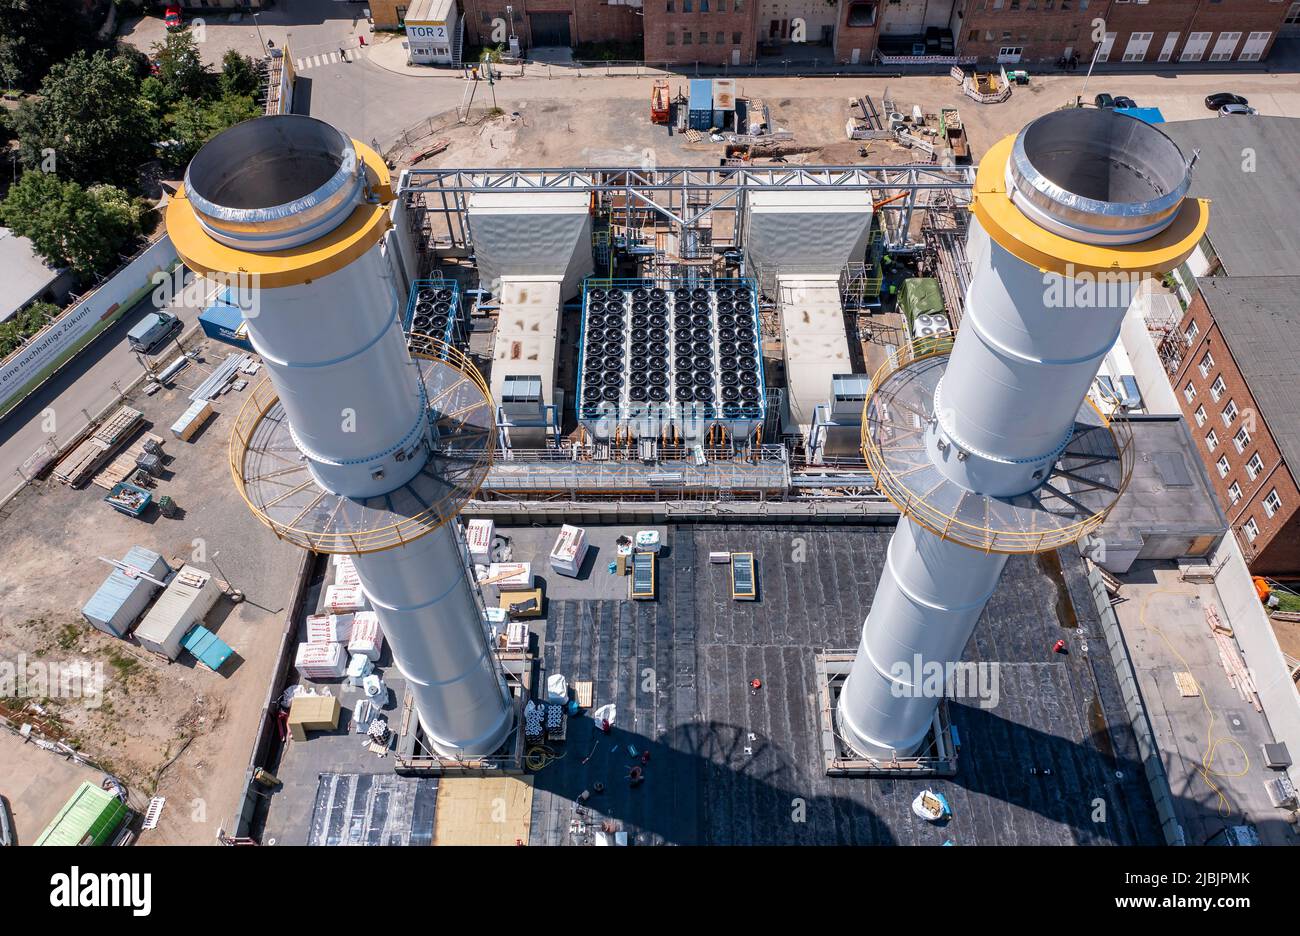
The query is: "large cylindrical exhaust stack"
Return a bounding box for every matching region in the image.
[168,115,514,759]
[841,110,1208,760]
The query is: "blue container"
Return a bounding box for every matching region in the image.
[689,79,714,131]
[82,547,169,637]
[181,624,234,673]
[199,298,255,353]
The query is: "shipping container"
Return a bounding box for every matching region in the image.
[81,546,171,637]
[135,565,218,660]
[198,298,255,352]
[34,782,128,846]
[689,79,714,131]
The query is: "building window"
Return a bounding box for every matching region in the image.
[1211,375,1227,401]
[847,2,877,26]
[993,0,1003,8]
[667,0,674,10]
[1184,321,1199,345]
[716,32,724,44]
[733,31,742,43]
[1247,452,1264,480]
[735,0,743,9]
[682,30,692,42]
[1199,351,1214,377]
[1061,0,1070,7]
[1216,455,1230,478]
[700,0,708,11]
[1206,430,1219,452]
[1244,517,1259,542]
[1194,405,1207,427]
[1228,481,1242,504]
[1265,488,1282,518]
[683,0,692,10]
[1222,400,1238,426]
[1287,2,1300,27]
[1184,382,1197,403]
[699,32,708,43]
[1010,0,1020,8]
[667,30,675,44]
[1233,428,1250,453]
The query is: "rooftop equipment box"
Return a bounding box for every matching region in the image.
[466,518,495,561]
[549,524,589,577]
[134,565,218,660]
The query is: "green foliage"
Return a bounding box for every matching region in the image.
[163,91,261,169]
[0,170,143,278]
[151,29,213,103]
[10,50,156,187]
[219,49,261,98]
[0,0,103,90]
[0,302,59,358]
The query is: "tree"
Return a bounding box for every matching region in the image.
[10,51,157,187]
[219,49,261,98]
[0,170,143,278]
[0,0,102,90]
[165,92,261,169]
[152,30,212,103]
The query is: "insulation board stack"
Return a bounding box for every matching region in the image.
[348,612,384,662]
[305,613,354,644]
[334,556,361,588]
[466,519,494,562]
[322,584,365,614]
[295,641,347,680]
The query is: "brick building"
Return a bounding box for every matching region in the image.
[1169,279,1300,576]
[373,0,1291,64]
[958,0,1287,66]
[1151,119,1300,575]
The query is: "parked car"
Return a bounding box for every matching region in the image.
[1113,95,1137,109]
[1219,103,1258,116]
[0,794,14,846]
[1094,93,1115,108]
[127,311,182,355]
[164,4,182,29]
[1205,92,1248,110]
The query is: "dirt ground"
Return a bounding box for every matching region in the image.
[0,337,301,844]
[0,730,108,845]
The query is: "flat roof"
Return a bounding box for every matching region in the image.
[405,0,455,23]
[1094,415,1226,550]
[1197,275,1300,475]
[779,277,852,433]
[0,227,61,323]
[490,277,562,405]
[1163,117,1300,277]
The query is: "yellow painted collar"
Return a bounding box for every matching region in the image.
[972,133,1209,278]
[165,138,394,289]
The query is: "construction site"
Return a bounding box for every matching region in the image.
[3,85,1298,849]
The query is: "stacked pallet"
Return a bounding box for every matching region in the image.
[91,433,165,490]
[53,406,144,487]
[1206,601,1261,712]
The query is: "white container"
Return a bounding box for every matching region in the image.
[134,565,218,660]
[549,524,588,577]
[323,584,365,614]
[348,611,385,662]
[306,613,354,643]
[466,519,495,561]
[634,530,661,553]
[295,641,347,680]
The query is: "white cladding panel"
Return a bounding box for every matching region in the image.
[744,190,872,276]
[468,191,594,299]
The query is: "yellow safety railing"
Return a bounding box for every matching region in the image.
[228,336,495,554]
[860,337,1135,555]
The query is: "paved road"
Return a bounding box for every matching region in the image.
[0,278,215,496]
